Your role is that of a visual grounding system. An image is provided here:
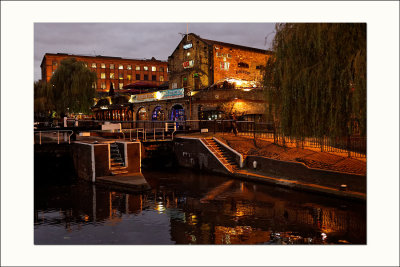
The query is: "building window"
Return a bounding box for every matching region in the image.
[127,65,132,70]
[151,66,156,71]
[182,76,188,87]
[238,62,249,68]
[256,65,263,70]
[101,63,106,68]
[83,62,88,67]
[110,73,115,79]
[144,74,148,81]
[101,73,106,79]
[119,64,123,70]
[52,60,58,66]
[110,64,114,69]
[119,83,123,89]
[101,83,106,89]
[159,67,164,72]
[127,74,132,81]
[227,54,232,58]
[160,76,164,82]
[220,62,230,70]
[152,75,156,81]
[135,66,140,71]
[119,73,123,80]
[144,66,148,71]
[136,74,140,80]
[91,63,97,68]
[216,52,223,57]
[92,82,97,89]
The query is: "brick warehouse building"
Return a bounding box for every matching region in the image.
[91,33,273,123]
[40,53,168,93]
[168,33,272,91]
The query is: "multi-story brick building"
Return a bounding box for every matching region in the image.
[40,53,168,93]
[92,34,273,123]
[168,33,272,91]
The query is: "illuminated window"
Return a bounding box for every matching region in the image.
[119,64,123,70]
[144,74,148,80]
[52,60,58,66]
[238,62,249,68]
[136,74,140,80]
[101,83,106,89]
[110,73,114,79]
[119,83,123,89]
[159,67,164,72]
[220,62,230,70]
[152,75,156,81]
[216,52,223,57]
[160,76,164,82]
[101,73,106,79]
[135,66,140,71]
[110,64,114,69]
[83,62,88,67]
[127,74,132,81]
[92,82,97,89]
[151,66,156,71]
[119,73,123,80]
[144,66,148,71]
[127,65,132,70]
[91,63,97,68]
[101,63,106,68]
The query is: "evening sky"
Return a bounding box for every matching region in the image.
[34,23,276,81]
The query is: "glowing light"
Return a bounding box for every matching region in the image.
[243,88,252,92]
[155,91,163,100]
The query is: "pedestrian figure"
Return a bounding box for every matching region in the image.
[74,116,78,127]
[232,113,238,136]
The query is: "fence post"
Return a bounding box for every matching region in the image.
[253,122,256,140]
[347,135,351,158]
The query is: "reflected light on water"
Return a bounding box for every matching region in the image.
[155,202,165,214]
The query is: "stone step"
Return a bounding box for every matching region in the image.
[111,170,129,176]
[111,161,124,167]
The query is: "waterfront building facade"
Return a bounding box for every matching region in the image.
[40,53,168,93]
[92,34,273,122]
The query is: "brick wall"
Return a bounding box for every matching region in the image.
[212,44,270,83]
[41,54,168,92]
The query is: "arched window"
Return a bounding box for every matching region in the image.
[137,107,147,121]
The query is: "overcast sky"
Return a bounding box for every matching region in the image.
[34,23,276,81]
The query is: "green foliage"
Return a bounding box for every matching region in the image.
[264,23,366,138]
[34,80,54,114]
[50,58,97,114]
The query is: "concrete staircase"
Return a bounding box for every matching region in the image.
[201,138,239,173]
[110,142,128,176]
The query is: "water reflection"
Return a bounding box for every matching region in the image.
[34,169,366,245]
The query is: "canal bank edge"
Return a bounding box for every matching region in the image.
[174,137,366,202]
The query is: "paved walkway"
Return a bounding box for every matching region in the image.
[234,169,366,201]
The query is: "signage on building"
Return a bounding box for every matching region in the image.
[182,60,194,69]
[183,43,192,49]
[129,92,156,103]
[161,88,184,100]
[129,88,184,103]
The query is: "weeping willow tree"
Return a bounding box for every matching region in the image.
[50,58,97,115]
[264,23,366,139]
[34,80,54,116]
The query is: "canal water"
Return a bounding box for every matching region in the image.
[34,168,366,245]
